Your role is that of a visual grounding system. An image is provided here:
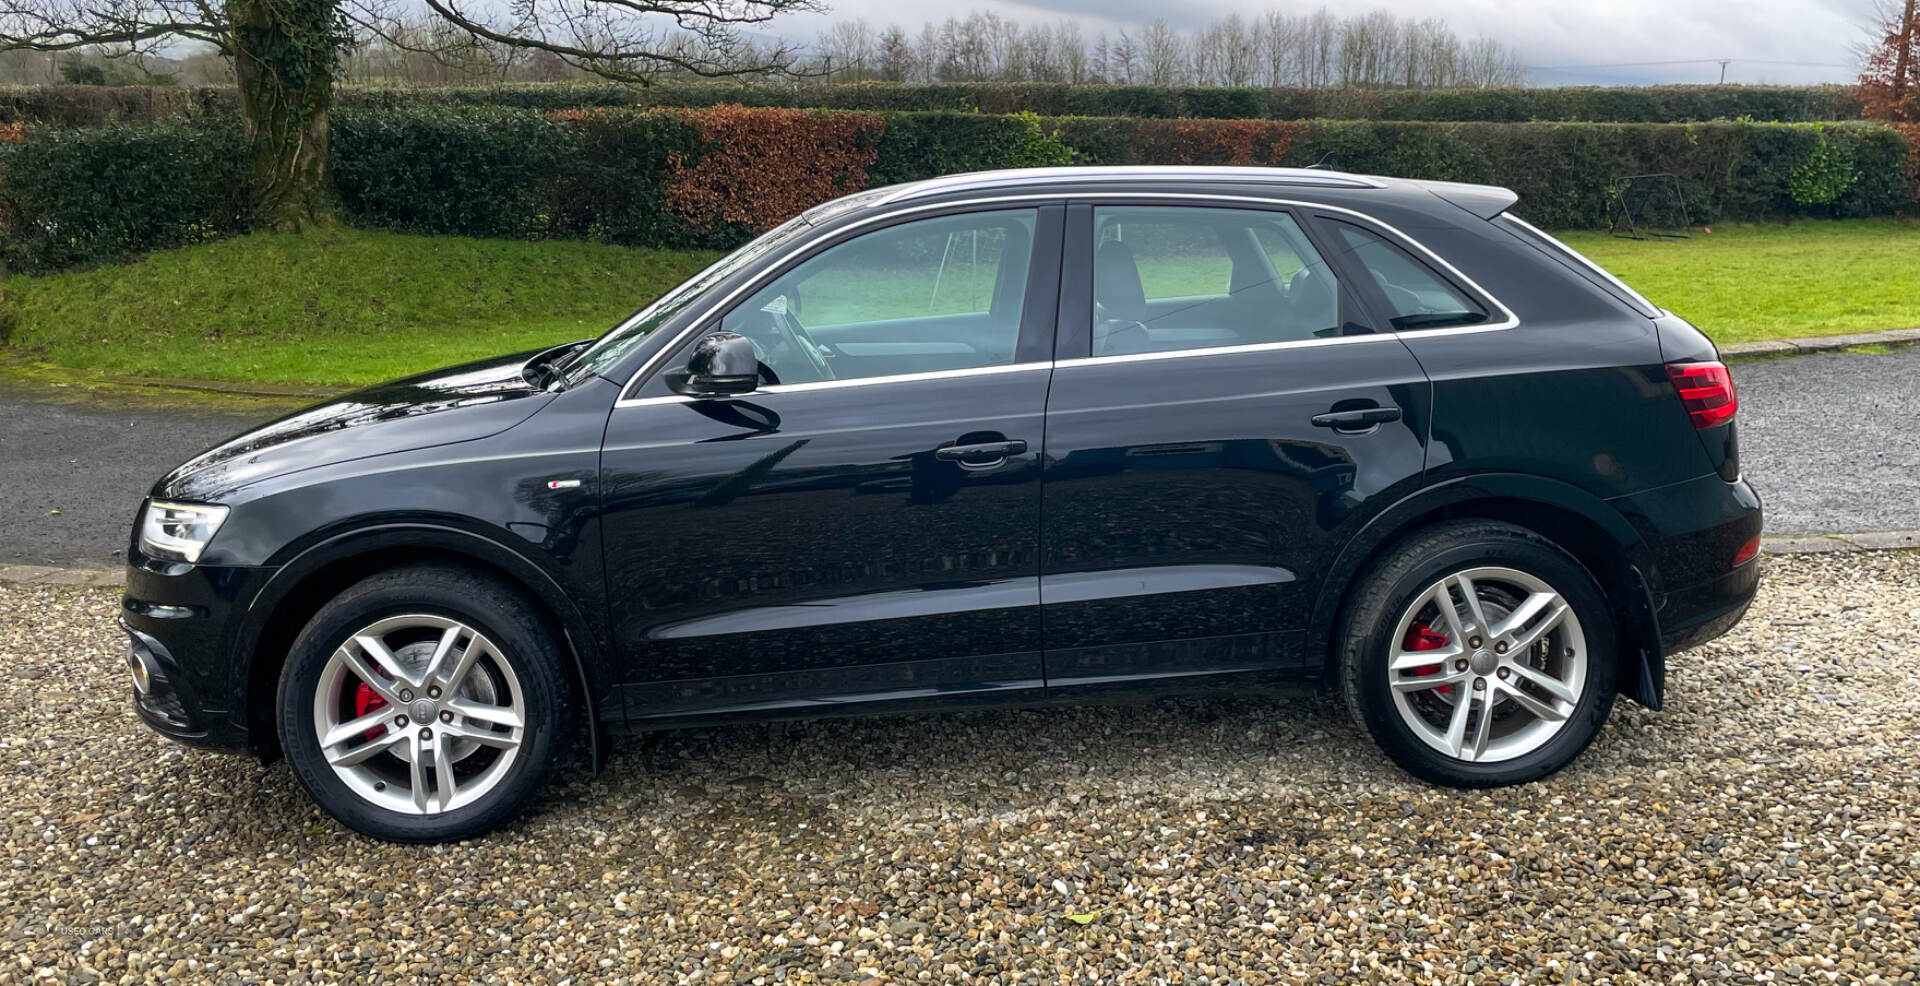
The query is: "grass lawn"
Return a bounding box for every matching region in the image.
[1557,220,1920,344]
[0,228,718,388]
[3,218,1917,392]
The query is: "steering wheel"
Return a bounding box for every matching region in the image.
[735,291,833,385]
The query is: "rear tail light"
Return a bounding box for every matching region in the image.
[1667,361,1737,429]
[1733,534,1760,567]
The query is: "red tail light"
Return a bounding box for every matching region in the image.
[1667,361,1737,429]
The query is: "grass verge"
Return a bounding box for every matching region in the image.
[0,227,718,388]
[1558,220,1920,344]
[2,219,1917,393]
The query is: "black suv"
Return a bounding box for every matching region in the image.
[122,167,1761,842]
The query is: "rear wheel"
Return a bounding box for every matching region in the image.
[277,565,574,842]
[1339,521,1617,787]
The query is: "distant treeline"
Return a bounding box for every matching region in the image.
[0,81,1867,128]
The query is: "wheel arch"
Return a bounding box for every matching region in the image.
[1309,474,1666,708]
[235,523,612,766]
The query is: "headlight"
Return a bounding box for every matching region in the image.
[138,500,230,564]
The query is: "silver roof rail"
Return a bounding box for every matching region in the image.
[876,166,1386,206]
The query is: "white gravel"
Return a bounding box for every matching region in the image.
[3,552,1919,985]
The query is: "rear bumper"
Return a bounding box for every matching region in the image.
[1658,556,1761,654]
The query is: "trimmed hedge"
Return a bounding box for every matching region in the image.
[2,106,1912,274]
[0,119,248,274]
[336,82,1872,124]
[4,81,1867,127]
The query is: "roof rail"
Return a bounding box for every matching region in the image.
[877,166,1385,206]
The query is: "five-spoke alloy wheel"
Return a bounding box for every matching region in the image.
[1341,521,1617,787]
[279,565,574,842]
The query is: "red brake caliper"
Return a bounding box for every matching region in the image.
[353,681,389,740]
[1403,622,1453,696]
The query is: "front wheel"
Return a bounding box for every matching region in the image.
[1339,521,1617,787]
[277,565,575,842]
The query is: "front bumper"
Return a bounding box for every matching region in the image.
[120,553,277,753]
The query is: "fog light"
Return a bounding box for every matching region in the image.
[127,648,154,695]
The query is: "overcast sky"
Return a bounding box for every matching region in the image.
[776,0,1875,85]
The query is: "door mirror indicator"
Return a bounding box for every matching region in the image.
[667,332,759,399]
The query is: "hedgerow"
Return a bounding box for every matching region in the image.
[0,118,248,274]
[1,106,1911,274]
[3,82,1869,127]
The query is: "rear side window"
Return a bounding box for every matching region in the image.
[1325,220,1490,332]
[1499,215,1660,317]
[1089,206,1346,357]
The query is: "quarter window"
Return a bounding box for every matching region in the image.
[1090,206,1345,357]
[1324,220,1490,331]
[714,209,1038,385]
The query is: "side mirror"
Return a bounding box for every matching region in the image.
[666,332,759,398]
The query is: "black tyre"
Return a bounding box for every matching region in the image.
[1339,520,1617,787]
[277,564,575,842]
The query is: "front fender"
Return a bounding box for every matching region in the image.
[234,522,616,767]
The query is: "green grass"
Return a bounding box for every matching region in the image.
[1557,220,1920,344]
[0,228,719,388]
[4,219,1918,392]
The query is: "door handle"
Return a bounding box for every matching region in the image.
[935,439,1028,468]
[1310,406,1402,432]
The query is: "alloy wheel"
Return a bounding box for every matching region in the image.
[312,614,526,815]
[1385,566,1588,763]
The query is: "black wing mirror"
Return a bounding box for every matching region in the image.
[666,332,759,399]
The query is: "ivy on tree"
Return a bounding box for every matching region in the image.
[0,0,820,230]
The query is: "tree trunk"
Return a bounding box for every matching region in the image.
[228,0,339,230]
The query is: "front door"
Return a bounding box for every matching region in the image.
[599,205,1064,720]
[1039,201,1433,690]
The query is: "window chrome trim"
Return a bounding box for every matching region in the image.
[614,361,1052,408]
[614,189,1521,405]
[1054,332,1400,370]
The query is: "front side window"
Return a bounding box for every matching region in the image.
[1091,206,1344,358]
[563,214,812,388]
[1324,220,1490,331]
[713,209,1038,385]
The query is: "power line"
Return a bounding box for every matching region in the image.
[1527,57,1856,71]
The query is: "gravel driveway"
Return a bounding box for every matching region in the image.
[4,551,1917,983]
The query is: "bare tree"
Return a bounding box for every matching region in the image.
[875,23,913,83]
[1458,34,1526,87]
[1258,11,1296,87]
[818,19,874,82]
[1110,29,1138,85]
[1141,19,1181,86]
[2,0,818,228]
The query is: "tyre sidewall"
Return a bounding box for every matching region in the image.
[1346,528,1618,787]
[277,570,569,842]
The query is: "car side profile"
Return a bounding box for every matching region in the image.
[121,166,1761,842]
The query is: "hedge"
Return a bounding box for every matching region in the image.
[0,118,248,274]
[2,106,1911,274]
[3,81,1867,127]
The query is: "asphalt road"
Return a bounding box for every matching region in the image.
[2,347,1916,567]
[0,398,262,568]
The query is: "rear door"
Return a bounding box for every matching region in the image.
[1038,200,1433,691]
